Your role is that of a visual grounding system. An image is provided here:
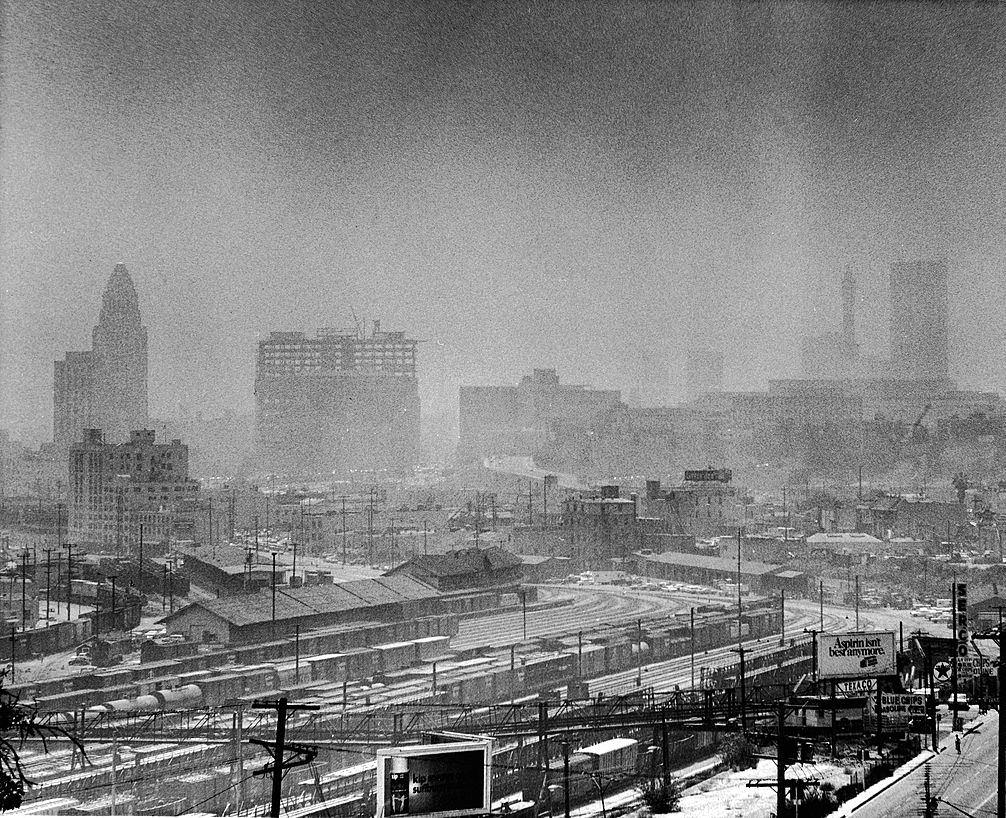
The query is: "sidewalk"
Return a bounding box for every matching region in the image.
[832,709,989,817]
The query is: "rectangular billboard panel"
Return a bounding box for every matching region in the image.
[376,740,493,818]
[818,631,897,679]
[880,693,927,728]
[835,678,877,696]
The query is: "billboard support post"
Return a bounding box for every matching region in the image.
[562,741,571,818]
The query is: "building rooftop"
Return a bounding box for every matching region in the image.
[161,575,437,628]
[806,532,884,545]
[392,546,522,579]
[641,551,781,576]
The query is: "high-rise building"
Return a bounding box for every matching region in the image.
[68,429,199,551]
[890,259,949,381]
[254,322,420,475]
[457,369,623,465]
[800,266,860,379]
[684,349,725,403]
[54,264,149,448]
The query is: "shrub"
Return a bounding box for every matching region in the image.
[638,779,682,813]
[720,731,757,771]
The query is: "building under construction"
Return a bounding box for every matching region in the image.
[253,322,420,477]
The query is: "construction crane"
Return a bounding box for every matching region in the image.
[907,403,932,444]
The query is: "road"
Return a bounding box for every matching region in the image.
[851,712,997,818]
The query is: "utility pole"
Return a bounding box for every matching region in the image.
[368,488,375,565]
[820,581,824,631]
[636,617,643,687]
[777,703,787,818]
[855,575,860,629]
[543,478,548,532]
[271,552,277,639]
[529,479,533,527]
[423,519,428,556]
[998,662,1005,818]
[44,548,53,627]
[66,543,75,621]
[138,524,144,595]
[108,574,117,632]
[739,644,747,732]
[780,590,786,647]
[250,698,319,818]
[341,497,347,565]
[925,760,933,816]
[562,741,571,818]
[690,606,696,690]
[21,550,28,628]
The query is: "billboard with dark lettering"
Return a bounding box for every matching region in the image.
[376,739,493,818]
[817,631,897,679]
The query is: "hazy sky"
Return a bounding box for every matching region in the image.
[2,1,1004,441]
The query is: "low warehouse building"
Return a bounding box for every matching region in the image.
[161,575,440,644]
[637,551,808,595]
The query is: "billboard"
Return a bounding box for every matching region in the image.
[955,655,996,680]
[684,469,732,483]
[879,693,927,729]
[835,678,877,696]
[818,631,897,679]
[956,583,969,658]
[376,739,493,818]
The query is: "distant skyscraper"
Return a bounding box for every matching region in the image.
[890,259,949,381]
[254,322,420,475]
[54,264,149,448]
[800,266,860,380]
[684,349,725,403]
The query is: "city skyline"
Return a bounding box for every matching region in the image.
[3,1,1005,441]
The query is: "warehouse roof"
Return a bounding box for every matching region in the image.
[389,546,522,579]
[805,532,884,548]
[641,551,781,576]
[161,575,437,628]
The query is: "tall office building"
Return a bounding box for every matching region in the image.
[800,266,860,379]
[254,322,420,475]
[54,264,149,448]
[68,429,198,550]
[890,259,949,381]
[684,349,725,403]
[457,369,623,464]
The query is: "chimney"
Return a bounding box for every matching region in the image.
[841,265,856,354]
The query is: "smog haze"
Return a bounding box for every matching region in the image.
[2,0,1005,442]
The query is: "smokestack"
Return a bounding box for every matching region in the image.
[841,265,855,354]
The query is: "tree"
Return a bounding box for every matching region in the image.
[0,676,84,810]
